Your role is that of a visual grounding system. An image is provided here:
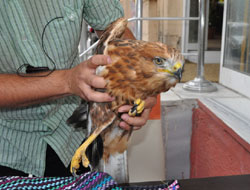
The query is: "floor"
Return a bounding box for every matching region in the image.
[181,62,220,82]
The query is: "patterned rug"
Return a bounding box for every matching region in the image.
[0,171,180,190]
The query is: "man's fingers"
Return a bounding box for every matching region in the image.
[87,55,112,69]
[144,96,157,109]
[87,75,107,89]
[84,87,114,102]
[117,105,132,113]
[119,121,142,131]
[120,109,150,128]
[119,121,131,130]
[117,96,157,113]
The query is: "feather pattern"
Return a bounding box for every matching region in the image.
[68,18,184,172]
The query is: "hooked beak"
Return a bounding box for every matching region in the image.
[174,68,183,82]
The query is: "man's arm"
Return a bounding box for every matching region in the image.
[0,70,69,107]
[0,55,113,108]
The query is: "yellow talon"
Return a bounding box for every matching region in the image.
[134,99,142,105]
[70,150,81,173]
[136,100,145,114]
[82,154,90,168]
[70,132,98,174]
[128,111,136,117]
[128,99,145,116]
[70,148,90,174]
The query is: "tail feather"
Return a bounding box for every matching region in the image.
[86,135,103,169]
[67,101,88,129]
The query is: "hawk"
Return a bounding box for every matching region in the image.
[67,18,184,175]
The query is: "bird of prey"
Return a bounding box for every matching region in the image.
[67,18,184,175]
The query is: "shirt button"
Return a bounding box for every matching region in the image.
[69,13,76,21]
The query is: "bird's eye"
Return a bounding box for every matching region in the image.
[153,57,164,65]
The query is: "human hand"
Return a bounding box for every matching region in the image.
[67,55,114,102]
[118,96,157,130]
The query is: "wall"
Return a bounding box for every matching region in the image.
[120,0,183,48]
[162,100,197,180]
[157,0,183,48]
[191,101,250,178]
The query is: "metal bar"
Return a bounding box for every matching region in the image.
[79,39,198,58]
[128,17,199,22]
[197,0,206,78]
[79,16,200,58]
[183,0,217,92]
[79,14,200,58]
[182,52,198,56]
[181,0,188,56]
[136,0,143,40]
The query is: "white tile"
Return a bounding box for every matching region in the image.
[173,83,242,99]
[160,88,181,102]
[161,82,250,144]
[161,83,242,104]
[200,97,250,144]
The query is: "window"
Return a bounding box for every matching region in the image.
[224,0,250,76]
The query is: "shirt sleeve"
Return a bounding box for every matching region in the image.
[83,0,124,30]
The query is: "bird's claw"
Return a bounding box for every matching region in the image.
[71,167,78,177]
[82,153,90,168]
[71,157,93,177]
[128,98,145,116]
[70,146,90,175]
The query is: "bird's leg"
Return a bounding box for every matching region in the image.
[128,98,145,116]
[70,113,116,175]
[70,132,98,174]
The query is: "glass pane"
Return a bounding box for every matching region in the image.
[224,0,250,75]
[207,0,223,51]
[189,0,199,44]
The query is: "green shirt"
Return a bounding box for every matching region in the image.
[0,0,124,177]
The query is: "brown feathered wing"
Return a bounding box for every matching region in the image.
[67,18,184,171]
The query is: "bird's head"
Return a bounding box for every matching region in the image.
[153,56,184,82]
[103,39,185,94]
